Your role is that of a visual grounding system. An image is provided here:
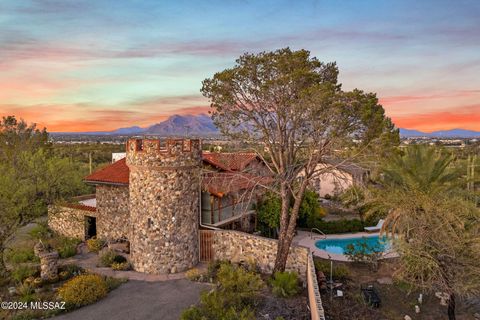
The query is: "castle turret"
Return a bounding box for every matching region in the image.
[126,139,201,274]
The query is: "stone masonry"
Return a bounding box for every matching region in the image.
[48,205,93,239]
[34,242,59,281]
[127,139,201,274]
[96,185,130,240]
[212,230,309,281]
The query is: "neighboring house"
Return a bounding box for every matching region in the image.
[309,159,369,198]
[48,139,270,274]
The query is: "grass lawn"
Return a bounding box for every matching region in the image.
[316,258,479,320]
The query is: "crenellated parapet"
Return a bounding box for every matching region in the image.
[126,139,201,168]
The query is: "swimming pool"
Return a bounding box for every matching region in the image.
[315,235,391,255]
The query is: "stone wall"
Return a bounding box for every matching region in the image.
[212,230,309,281]
[48,205,95,240]
[127,139,201,274]
[96,185,130,240]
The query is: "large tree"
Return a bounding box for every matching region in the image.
[202,48,398,271]
[366,146,480,320]
[0,116,87,279]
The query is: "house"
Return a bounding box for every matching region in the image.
[48,138,271,274]
[308,159,369,198]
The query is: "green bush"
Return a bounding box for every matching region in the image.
[314,260,350,280]
[113,255,127,264]
[207,260,229,280]
[11,265,38,283]
[5,247,39,264]
[98,249,117,267]
[54,237,80,258]
[28,224,52,240]
[86,238,105,253]
[186,268,201,281]
[17,282,36,303]
[217,263,264,305]
[58,274,108,308]
[181,263,263,320]
[181,290,256,320]
[59,264,84,278]
[111,262,131,271]
[270,271,299,298]
[308,219,365,234]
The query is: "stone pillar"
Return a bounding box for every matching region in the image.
[34,241,59,280]
[126,139,201,274]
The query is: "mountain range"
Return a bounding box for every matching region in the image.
[52,114,480,138]
[399,128,480,138]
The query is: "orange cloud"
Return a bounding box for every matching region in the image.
[391,104,480,132]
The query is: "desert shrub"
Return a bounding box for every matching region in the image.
[186,268,201,281]
[207,260,230,280]
[314,260,350,280]
[217,263,264,305]
[5,247,39,264]
[103,276,127,291]
[111,262,131,271]
[181,290,256,320]
[58,274,108,308]
[98,249,117,267]
[59,264,84,278]
[181,263,263,320]
[28,223,52,240]
[11,265,38,283]
[17,282,35,303]
[113,255,127,264]
[86,238,105,253]
[270,271,299,298]
[54,237,80,258]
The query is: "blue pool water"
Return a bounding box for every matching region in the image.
[315,235,391,255]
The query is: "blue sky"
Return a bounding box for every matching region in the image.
[1,0,479,131]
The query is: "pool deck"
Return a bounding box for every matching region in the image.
[293,230,398,261]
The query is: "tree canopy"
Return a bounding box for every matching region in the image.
[202,48,398,271]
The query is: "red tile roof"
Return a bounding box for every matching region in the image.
[84,153,269,196]
[202,172,273,197]
[84,158,129,185]
[202,152,259,171]
[61,203,97,212]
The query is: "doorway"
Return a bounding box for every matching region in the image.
[85,216,97,240]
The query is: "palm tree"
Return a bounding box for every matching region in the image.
[366,146,480,320]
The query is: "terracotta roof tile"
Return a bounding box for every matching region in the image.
[85,158,129,185]
[202,172,273,197]
[61,203,97,212]
[202,152,259,171]
[84,153,268,194]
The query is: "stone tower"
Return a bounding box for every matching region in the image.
[126,138,201,274]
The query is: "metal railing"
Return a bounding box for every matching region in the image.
[310,228,327,240]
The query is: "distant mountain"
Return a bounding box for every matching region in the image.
[145,114,219,135]
[51,114,219,136]
[110,126,145,135]
[400,128,480,138]
[52,115,480,138]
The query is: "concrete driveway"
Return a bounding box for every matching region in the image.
[54,279,210,320]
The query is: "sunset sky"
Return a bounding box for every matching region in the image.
[1,0,479,132]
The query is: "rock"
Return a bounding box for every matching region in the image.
[376,277,393,285]
[415,305,420,313]
[8,287,16,295]
[404,315,412,320]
